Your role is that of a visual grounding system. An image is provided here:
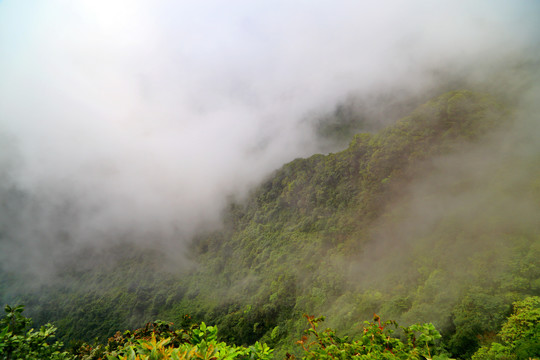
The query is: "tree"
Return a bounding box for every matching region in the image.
[472,296,540,360]
[0,304,74,359]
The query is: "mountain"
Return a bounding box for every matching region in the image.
[2,90,539,359]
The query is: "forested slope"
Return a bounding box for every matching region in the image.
[2,90,539,359]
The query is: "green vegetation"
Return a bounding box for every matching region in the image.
[0,305,73,359]
[2,301,538,359]
[289,315,450,360]
[472,296,540,360]
[1,90,539,359]
[0,304,273,360]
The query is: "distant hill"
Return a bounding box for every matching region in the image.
[3,89,539,359]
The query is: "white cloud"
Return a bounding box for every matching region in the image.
[0,0,538,269]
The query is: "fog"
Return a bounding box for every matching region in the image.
[0,1,538,278]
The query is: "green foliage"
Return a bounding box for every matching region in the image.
[0,304,74,360]
[448,289,511,357]
[472,296,540,360]
[289,314,450,360]
[2,89,528,359]
[77,320,273,360]
[0,305,31,335]
[4,306,455,360]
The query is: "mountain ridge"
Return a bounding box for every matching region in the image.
[3,89,537,359]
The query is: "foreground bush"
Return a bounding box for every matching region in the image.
[0,304,74,360]
[288,314,451,360]
[5,300,538,359]
[73,321,272,360]
[472,296,540,360]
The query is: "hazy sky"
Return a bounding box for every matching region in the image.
[0,1,539,271]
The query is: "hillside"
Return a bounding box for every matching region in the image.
[2,90,539,359]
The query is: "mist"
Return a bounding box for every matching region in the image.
[332,67,540,336]
[0,1,539,279]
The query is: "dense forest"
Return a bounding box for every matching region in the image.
[1,89,539,359]
[2,296,539,359]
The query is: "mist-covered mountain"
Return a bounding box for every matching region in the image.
[2,2,540,359]
[2,88,539,358]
